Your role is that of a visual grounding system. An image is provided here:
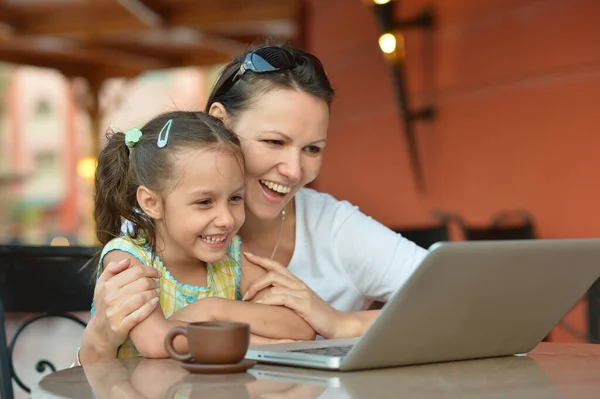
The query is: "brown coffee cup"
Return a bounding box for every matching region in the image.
[164,321,250,364]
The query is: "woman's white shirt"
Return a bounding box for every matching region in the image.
[288,188,428,312]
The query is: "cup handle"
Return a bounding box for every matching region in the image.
[164,326,192,362]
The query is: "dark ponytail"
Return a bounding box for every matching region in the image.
[93,131,137,247]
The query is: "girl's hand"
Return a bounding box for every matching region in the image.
[241,252,346,339]
[80,259,161,363]
[169,297,219,323]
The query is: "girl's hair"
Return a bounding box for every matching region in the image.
[93,111,242,270]
[205,40,335,121]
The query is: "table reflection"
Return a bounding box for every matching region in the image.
[36,343,600,399]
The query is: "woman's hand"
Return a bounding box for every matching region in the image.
[80,259,161,364]
[241,252,350,339]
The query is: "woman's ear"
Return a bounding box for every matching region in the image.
[208,102,232,126]
[137,186,163,220]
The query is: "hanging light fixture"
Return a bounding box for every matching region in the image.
[369,0,436,192]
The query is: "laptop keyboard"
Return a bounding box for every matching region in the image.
[290,344,354,357]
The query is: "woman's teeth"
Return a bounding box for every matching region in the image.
[201,235,227,244]
[260,180,292,194]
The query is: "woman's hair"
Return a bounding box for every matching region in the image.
[93,111,242,266]
[205,40,335,121]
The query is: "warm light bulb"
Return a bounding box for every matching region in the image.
[379,33,397,54]
[50,236,70,246]
[77,156,97,180]
[373,0,391,4]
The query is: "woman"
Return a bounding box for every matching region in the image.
[78,42,427,364]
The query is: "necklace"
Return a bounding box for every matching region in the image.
[270,208,286,259]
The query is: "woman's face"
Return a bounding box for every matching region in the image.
[230,88,330,222]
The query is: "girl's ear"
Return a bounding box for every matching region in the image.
[208,102,232,126]
[137,186,163,219]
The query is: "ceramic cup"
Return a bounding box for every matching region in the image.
[164,321,250,364]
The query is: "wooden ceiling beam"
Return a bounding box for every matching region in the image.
[0,37,170,71]
[167,0,299,30]
[95,40,232,67]
[94,29,253,58]
[170,52,235,69]
[193,32,250,55]
[0,40,154,80]
[6,2,147,37]
[6,0,299,38]
[0,0,21,31]
[67,47,170,71]
[0,0,301,78]
[116,0,165,28]
[0,48,96,78]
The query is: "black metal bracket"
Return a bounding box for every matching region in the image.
[373,3,435,34]
[371,2,436,193]
[396,8,435,30]
[409,105,436,122]
[8,312,87,393]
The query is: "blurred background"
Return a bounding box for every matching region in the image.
[1,1,600,391]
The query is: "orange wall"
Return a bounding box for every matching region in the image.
[307,0,600,342]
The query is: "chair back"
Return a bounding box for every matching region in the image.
[0,297,14,399]
[457,210,536,241]
[394,224,450,249]
[0,244,98,395]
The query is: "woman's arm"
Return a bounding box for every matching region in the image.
[331,204,428,302]
[101,251,210,358]
[79,258,161,365]
[242,253,382,339]
[333,310,380,338]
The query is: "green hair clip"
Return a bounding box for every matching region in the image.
[125,128,143,148]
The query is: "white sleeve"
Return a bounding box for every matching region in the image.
[331,204,429,302]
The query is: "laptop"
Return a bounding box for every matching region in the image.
[246,239,600,371]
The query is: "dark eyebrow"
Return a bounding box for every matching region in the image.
[261,129,327,145]
[189,189,217,197]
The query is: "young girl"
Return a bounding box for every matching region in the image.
[91,111,314,359]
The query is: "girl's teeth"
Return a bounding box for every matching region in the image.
[202,235,226,244]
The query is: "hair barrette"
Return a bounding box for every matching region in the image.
[157,119,172,148]
[125,128,143,148]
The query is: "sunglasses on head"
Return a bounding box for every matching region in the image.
[218,46,325,94]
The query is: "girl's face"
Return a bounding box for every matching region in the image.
[229,89,330,222]
[153,149,246,265]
